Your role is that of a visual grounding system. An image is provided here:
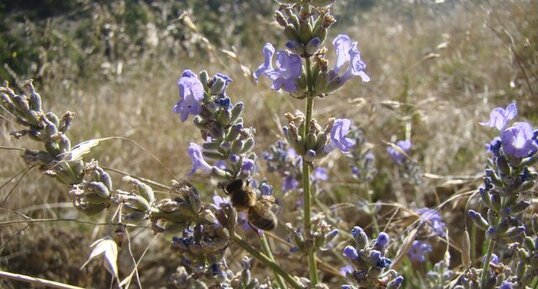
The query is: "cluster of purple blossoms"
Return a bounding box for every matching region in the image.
[404,208,446,264]
[263,140,329,193]
[342,226,403,289]
[173,70,257,180]
[468,102,537,243]
[254,33,369,97]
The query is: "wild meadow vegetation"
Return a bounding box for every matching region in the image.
[0,0,537,288]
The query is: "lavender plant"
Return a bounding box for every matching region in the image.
[464,102,538,289]
[5,2,537,289]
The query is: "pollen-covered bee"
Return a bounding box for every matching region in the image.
[224,179,277,231]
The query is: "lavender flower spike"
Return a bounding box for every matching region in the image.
[325,118,356,153]
[187,142,212,175]
[479,102,517,131]
[501,122,538,158]
[253,43,302,93]
[172,70,205,122]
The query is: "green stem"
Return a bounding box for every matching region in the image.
[303,57,319,286]
[364,183,379,235]
[259,233,287,289]
[531,277,538,289]
[232,233,303,289]
[479,239,496,288]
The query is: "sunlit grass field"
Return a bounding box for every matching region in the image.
[0,0,536,288]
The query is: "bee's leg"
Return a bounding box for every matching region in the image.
[247,221,262,235]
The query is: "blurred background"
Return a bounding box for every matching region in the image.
[0,0,536,288]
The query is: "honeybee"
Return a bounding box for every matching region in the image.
[224,179,278,231]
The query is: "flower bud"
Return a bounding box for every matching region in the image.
[305,37,321,55]
[240,138,255,154]
[286,40,304,55]
[343,246,359,260]
[299,22,312,43]
[230,102,244,125]
[59,111,74,133]
[351,226,369,249]
[217,109,232,126]
[45,141,61,157]
[284,24,299,42]
[58,134,71,153]
[29,90,42,112]
[387,276,404,289]
[199,70,209,90]
[468,210,489,231]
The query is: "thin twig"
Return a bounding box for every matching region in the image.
[0,270,84,289]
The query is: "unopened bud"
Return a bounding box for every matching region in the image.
[305,37,321,55]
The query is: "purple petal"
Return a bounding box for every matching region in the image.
[479,102,518,131]
[253,43,276,80]
[173,69,204,122]
[187,143,212,175]
[501,122,537,158]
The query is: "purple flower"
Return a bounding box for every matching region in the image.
[339,265,354,276]
[241,158,256,175]
[343,246,359,260]
[416,208,446,237]
[480,102,517,131]
[187,142,212,175]
[500,122,538,158]
[282,175,299,192]
[407,240,432,262]
[387,140,411,165]
[387,276,404,289]
[172,70,205,122]
[374,232,390,251]
[312,167,328,181]
[326,34,370,92]
[483,253,499,265]
[253,43,302,93]
[499,281,514,289]
[211,194,229,210]
[326,118,356,153]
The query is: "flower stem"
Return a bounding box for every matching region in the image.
[303,57,319,286]
[232,233,303,289]
[259,233,287,289]
[479,239,496,288]
[364,183,379,235]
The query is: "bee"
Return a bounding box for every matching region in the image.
[224,179,277,231]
